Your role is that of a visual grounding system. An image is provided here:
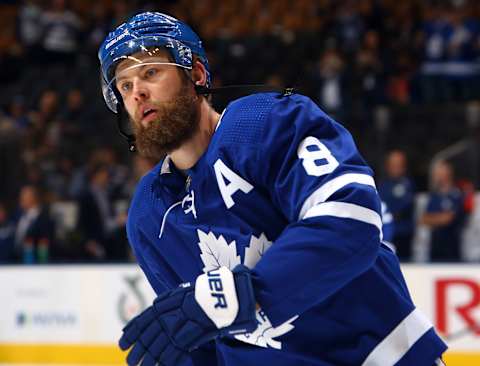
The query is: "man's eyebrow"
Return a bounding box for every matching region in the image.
[115,66,143,84]
[115,60,165,80]
[114,75,130,88]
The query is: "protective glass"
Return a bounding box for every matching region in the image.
[102,62,190,113]
[100,36,193,113]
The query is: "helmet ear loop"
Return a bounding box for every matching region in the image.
[187,70,214,106]
[181,66,211,96]
[113,88,137,152]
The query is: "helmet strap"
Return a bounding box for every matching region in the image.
[113,88,137,152]
[194,84,295,97]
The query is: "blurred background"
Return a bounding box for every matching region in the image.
[0,0,479,365]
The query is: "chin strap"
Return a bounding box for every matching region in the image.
[116,102,137,152]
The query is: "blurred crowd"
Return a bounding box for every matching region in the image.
[1,0,480,264]
[379,150,472,263]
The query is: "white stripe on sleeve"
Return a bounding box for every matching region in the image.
[361,308,433,366]
[302,201,383,239]
[298,173,376,220]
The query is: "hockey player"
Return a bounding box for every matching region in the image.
[98,12,447,366]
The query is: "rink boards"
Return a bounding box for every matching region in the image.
[0,264,478,365]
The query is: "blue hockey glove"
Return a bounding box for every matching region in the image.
[119,265,257,366]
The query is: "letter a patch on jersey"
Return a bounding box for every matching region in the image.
[213,159,253,209]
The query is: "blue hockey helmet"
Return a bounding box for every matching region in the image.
[98,12,211,113]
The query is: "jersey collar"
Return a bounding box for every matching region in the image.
[160,155,172,174]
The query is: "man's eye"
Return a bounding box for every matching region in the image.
[145,68,158,78]
[120,82,132,92]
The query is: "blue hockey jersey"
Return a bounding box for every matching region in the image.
[126,92,447,366]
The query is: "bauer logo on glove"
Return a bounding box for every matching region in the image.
[195,267,240,329]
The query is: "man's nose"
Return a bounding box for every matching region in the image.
[133,79,150,101]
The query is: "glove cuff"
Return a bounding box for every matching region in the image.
[229,264,257,333]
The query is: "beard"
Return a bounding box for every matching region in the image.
[131,90,200,161]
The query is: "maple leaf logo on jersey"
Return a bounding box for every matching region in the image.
[235,310,299,350]
[196,229,297,350]
[244,233,272,269]
[197,229,241,272]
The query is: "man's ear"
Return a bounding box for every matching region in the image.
[191,60,207,86]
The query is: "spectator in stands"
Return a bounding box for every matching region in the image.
[314,48,348,119]
[57,88,92,153]
[387,52,414,105]
[45,156,74,201]
[40,0,82,65]
[420,160,466,262]
[27,89,59,149]
[7,95,31,130]
[123,155,158,198]
[22,90,62,185]
[98,147,129,200]
[14,185,55,264]
[68,147,127,200]
[352,30,386,111]
[17,0,43,61]
[443,3,480,101]
[69,148,103,199]
[84,2,111,60]
[59,88,84,125]
[76,164,127,262]
[334,0,365,54]
[417,2,450,102]
[378,150,416,261]
[0,96,30,134]
[0,111,15,134]
[0,203,16,263]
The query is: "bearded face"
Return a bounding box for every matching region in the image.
[130,86,200,161]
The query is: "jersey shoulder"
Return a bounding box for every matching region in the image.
[214,92,325,148]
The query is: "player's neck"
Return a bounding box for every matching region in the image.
[169,100,220,170]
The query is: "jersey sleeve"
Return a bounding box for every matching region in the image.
[250,94,383,326]
[126,207,169,295]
